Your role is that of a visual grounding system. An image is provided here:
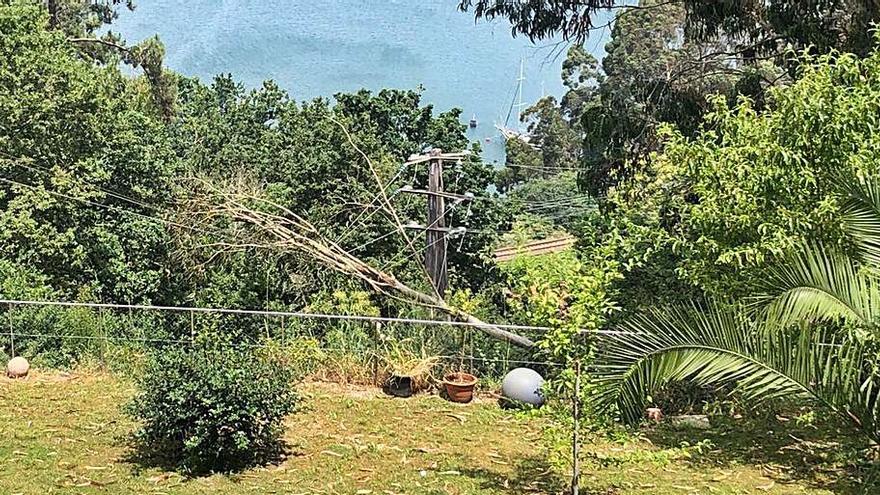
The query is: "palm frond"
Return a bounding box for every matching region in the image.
[751,245,880,329]
[593,301,878,438]
[840,172,880,266]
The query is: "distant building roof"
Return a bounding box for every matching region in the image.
[494,235,575,263]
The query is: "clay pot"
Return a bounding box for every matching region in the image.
[443,372,478,403]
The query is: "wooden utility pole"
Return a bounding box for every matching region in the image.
[425,149,448,297]
[401,148,472,299]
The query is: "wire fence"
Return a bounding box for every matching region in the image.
[1,299,568,376]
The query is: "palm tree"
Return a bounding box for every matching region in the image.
[594,174,880,440]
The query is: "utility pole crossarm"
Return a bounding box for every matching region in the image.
[405,150,470,166]
[398,187,474,202]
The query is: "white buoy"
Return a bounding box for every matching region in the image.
[501,367,545,406]
[6,356,29,378]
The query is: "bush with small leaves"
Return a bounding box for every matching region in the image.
[127,343,297,474]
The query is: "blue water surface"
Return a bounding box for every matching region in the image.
[113,0,610,163]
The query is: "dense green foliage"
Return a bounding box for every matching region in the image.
[578,1,744,197]
[589,37,880,443]
[128,343,297,473]
[610,47,880,302]
[501,248,619,360]
[597,222,880,440]
[0,4,175,303]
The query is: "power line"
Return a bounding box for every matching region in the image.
[538,208,597,222]
[502,163,584,172]
[381,194,467,272]
[0,176,200,234]
[517,195,593,207]
[5,157,424,254]
[3,157,592,241]
[524,200,594,212]
[4,159,164,214]
[333,120,443,300]
[351,228,398,252]
[335,164,410,245]
[382,229,449,273]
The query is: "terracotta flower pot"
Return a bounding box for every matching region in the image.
[443,372,478,403]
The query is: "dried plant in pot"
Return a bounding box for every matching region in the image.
[378,340,439,398]
[443,371,478,403]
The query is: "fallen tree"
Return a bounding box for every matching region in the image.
[178,176,536,349]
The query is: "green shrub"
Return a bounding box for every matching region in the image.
[127,343,297,473]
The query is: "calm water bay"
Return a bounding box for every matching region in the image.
[114,0,609,163]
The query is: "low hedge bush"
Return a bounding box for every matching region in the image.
[127,342,297,473]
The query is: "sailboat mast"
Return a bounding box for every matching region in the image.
[497,56,533,142]
[515,57,526,131]
[518,59,525,110]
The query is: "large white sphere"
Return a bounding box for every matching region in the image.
[501,367,545,406]
[6,356,29,378]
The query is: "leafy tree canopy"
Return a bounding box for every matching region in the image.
[608,41,880,303]
[499,1,754,197]
[459,0,880,56]
[0,3,175,303]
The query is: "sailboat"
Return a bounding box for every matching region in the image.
[495,57,537,149]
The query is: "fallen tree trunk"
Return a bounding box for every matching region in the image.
[182,178,536,349]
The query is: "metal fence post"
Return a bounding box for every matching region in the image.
[469,327,475,373]
[571,358,581,495]
[7,302,14,358]
[372,321,382,386]
[458,326,466,371]
[98,307,106,366]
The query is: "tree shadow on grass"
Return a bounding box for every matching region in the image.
[120,434,296,478]
[644,413,879,495]
[455,454,568,494]
[457,415,878,494]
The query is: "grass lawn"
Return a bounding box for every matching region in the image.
[0,371,874,494]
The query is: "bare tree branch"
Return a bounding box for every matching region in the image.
[179,176,537,349]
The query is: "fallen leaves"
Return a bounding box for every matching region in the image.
[756,480,776,491]
[445,413,467,424]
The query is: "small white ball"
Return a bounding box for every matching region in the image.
[6,356,30,378]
